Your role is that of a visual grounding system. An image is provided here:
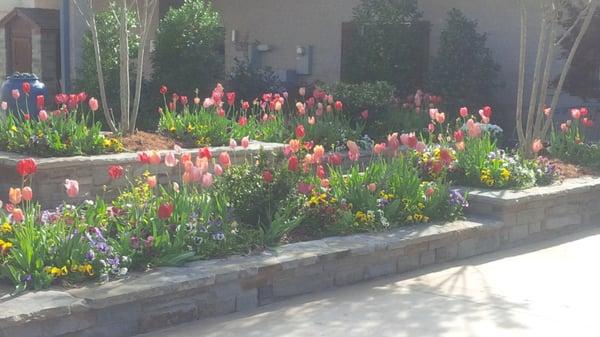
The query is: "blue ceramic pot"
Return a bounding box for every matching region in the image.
[1,72,47,118]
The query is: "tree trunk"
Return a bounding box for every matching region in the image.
[118,0,131,133]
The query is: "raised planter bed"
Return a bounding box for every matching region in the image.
[1,177,598,337]
[0,141,284,208]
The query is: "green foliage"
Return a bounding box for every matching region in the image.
[550,118,600,169]
[152,0,224,97]
[290,111,364,151]
[429,9,501,113]
[75,6,140,123]
[342,0,428,94]
[226,59,284,101]
[0,108,123,157]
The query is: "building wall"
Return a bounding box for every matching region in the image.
[212,0,591,132]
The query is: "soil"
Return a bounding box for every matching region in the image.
[116,131,183,152]
[551,159,599,179]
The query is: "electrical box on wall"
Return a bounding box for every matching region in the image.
[296,45,313,75]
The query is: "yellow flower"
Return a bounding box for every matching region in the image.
[0,239,13,254]
[169,126,177,132]
[0,223,12,234]
[501,168,511,181]
[10,125,17,132]
[418,203,425,209]
[47,266,69,277]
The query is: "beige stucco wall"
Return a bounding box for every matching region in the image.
[212,0,587,131]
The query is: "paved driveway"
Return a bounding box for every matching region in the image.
[139,227,600,337]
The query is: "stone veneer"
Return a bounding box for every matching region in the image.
[0,141,284,208]
[0,177,598,337]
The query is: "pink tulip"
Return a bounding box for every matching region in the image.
[22,186,33,201]
[201,173,214,188]
[387,133,400,151]
[89,97,99,112]
[241,136,250,149]
[164,152,178,167]
[203,98,214,108]
[12,89,20,100]
[459,107,468,118]
[12,208,24,223]
[361,110,369,120]
[415,141,427,153]
[368,183,377,193]
[38,109,48,121]
[214,164,224,176]
[1,101,7,110]
[321,178,330,188]
[560,123,569,133]
[571,108,581,120]
[146,175,157,188]
[308,116,316,125]
[313,145,325,163]
[229,138,237,149]
[373,143,386,155]
[64,179,79,198]
[435,112,445,124]
[299,87,306,96]
[148,151,161,165]
[347,140,360,161]
[219,152,231,168]
[191,166,203,182]
[429,108,438,121]
[428,123,435,133]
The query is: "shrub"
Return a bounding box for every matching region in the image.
[342,0,429,94]
[152,0,224,97]
[75,6,139,125]
[549,109,600,168]
[429,9,501,113]
[226,59,284,101]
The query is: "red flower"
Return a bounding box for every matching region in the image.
[482,106,492,118]
[295,124,305,138]
[78,92,87,103]
[16,158,37,176]
[439,148,453,165]
[262,170,273,184]
[158,203,174,220]
[160,85,168,95]
[199,147,212,160]
[179,96,188,106]
[242,101,250,110]
[335,101,343,111]
[328,153,342,166]
[454,130,464,142]
[137,152,150,164]
[226,92,236,106]
[361,110,369,120]
[303,141,314,151]
[108,165,124,180]
[582,117,594,128]
[22,82,31,94]
[68,94,78,109]
[581,107,589,116]
[55,93,68,105]
[238,116,247,126]
[316,165,326,179]
[36,95,45,109]
[23,114,30,121]
[288,156,299,171]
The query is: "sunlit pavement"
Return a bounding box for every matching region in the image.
[139,227,600,337]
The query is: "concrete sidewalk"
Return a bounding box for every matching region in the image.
[139,227,600,337]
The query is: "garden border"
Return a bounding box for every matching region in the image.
[1,177,599,337]
[0,141,285,208]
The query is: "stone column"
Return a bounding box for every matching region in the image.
[31,27,42,76]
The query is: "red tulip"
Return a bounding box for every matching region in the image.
[36,95,45,109]
[22,82,31,94]
[227,92,236,106]
[219,152,231,168]
[581,107,589,116]
[288,155,299,171]
[459,107,469,118]
[179,96,188,106]
[242,101,250,110]
[295,124,305,138]
[78,92,87,103]
[482,106,492,118]
[361,110,369,119]
[108,165,124,180]
[23,114,30,121]
[199,147,212,160]
[22,186,33,201]
[454,130,464,143]
[16,158,37,176]
[238,116,247,126]
[138,151,150,164]
[316,165,326,179]
[328,152,342,166]
[160,85,168,95]
[335,101,343,111]
[262,170,273,184]
[158,203,174,220]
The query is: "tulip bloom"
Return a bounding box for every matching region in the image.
[295,125,305,138]
[454,130,464,143]
[164,152,178,167]
[289,139,301,153]
[36,95,45,109]
[214,164,224,176]
[148,151,161,165]
[108,165,124,180]
[160,85,168,94]
[241,136,250,149]
[299,87,306,96]
[201,173,214,188]
[308,116,316,125]
[347,140,360,161]
[219,152,231,168]
[361,110,369,120]
[1,101,7,110]
[22,187,33,201]
[12,89,20,100]
[459,107,469,118]
[158,203,174,220]
[560,123,569,133]
[262,170,274,184]
[288,156,299,171]
[22,82,31,94]
[12,208,24,223]
[482,106,492,118]
[89,97,99,112]
[9,188,22,205]
[64,179,79,198]
[199,147,212,160]
[229,138,237,149]
[328,152,343,166]
[335,101,343,111]
[38,109,48,121]
[373,143,386,155]
[368,183,377,193]
[16,158,37,177]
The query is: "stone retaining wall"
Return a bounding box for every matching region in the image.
[0,142,284,208]
[1,179,599,337]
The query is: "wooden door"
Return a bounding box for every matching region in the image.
[11,36,32,73]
